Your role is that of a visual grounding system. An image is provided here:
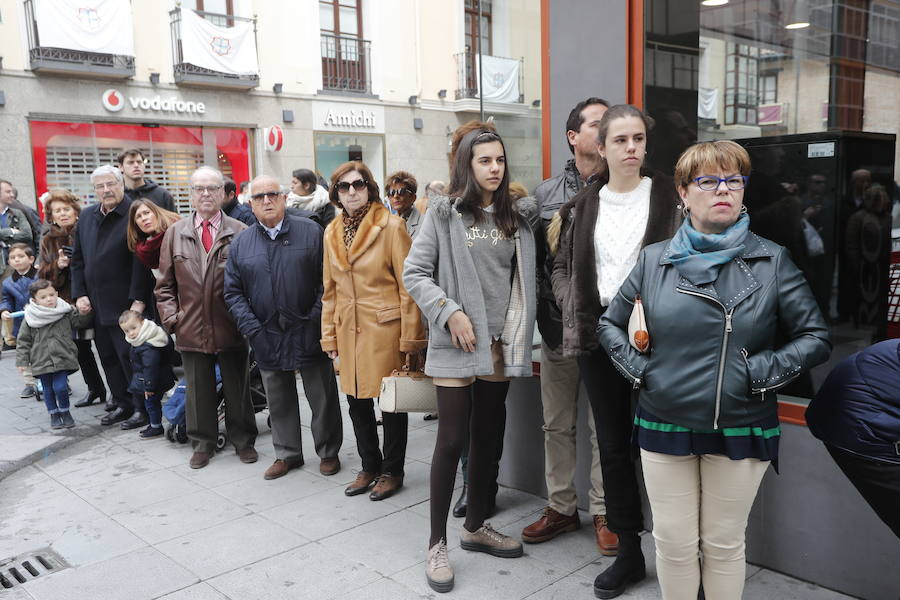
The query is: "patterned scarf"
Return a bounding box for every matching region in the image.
[342,202,372,249]
[668,212,750,285]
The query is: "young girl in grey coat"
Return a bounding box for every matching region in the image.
[404,128,538,593]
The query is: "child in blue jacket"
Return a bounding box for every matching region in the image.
[119,310,176,439]
[1,243,39,397]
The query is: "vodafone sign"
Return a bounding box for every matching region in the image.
[264,125,284,152]
[102,89,125,112]
[101,89,206,115]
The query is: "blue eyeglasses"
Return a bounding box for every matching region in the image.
[693,175,749,191]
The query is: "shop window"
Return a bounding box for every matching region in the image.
[314,132,384,193]
[724,43,758,126]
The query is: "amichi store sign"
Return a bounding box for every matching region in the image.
[312,101,384,134]
[102,89,206,115]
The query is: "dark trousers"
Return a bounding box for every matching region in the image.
[75,338,105,395]
[182,347,258,455]
[347,395,407,476]
[578,347,644,534]
[827,445,900,538]
[93,323,137,413]
[39,371,69,413]
[259,360,343,462]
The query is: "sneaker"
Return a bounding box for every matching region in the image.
[426,539,454,593]
[139,425,164,439]
[460,522,523,558]
[21,385,36,398]
[49,413,63,429]
[59,411,75,429]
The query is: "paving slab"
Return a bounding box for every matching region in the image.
[156,582,230,600]
[77,468,204,515]
[210,464,339,512]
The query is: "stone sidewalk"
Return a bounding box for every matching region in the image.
[0,349,856,599]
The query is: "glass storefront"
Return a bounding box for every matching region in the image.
[313,132,385,192]
[29,120,251,214]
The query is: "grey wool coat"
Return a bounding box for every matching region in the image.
[403,195,538,379]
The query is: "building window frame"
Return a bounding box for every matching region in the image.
[725,42,758,126]
[759,71,778,105]
[320,0,363,38]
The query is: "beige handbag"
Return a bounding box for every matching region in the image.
[627,294,650,353]
[379,369,437,413]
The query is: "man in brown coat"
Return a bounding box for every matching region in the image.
[155,166,258,469]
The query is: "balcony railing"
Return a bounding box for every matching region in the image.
[320,33,372,95]
[454,48,524,103]
[169,8,259,90]
[24,0,135,78]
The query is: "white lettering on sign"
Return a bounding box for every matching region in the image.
[123,94,206,114]
[323,108,376,128]
[807,142,835,159]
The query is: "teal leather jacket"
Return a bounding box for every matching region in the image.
[598,231,831,431]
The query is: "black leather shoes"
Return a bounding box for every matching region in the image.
[120,413,149,430]
[100,407,132,426]
[104,397,117,412]
[452,484,468,518]
[74,389,106,408]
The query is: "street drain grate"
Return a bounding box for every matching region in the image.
[0,549,68,590]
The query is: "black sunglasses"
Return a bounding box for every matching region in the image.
[386,188,414,198]
[335,179,367,193]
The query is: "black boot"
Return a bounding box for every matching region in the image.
[593,532,646,599]
[452,484,468,518]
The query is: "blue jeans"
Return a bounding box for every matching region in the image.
[39,371,70,414]
[140,392,163,427]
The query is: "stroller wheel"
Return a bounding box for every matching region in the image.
[175,424,188,444]
[216,432,227,451]
[266,415,271,429]
[165,426,175,443]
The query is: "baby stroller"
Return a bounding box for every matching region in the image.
[214,351,269,450]
[162,378,190,444]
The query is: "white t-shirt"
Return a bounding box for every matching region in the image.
[594,177,652,306]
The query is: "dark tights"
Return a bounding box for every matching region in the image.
[429,379,509,546]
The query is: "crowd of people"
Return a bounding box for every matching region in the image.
[1,100,897,600]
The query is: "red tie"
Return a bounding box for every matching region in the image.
[201,220,213,253]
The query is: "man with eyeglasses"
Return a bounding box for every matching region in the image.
[71,165,155,427]
[156,166,258,470]
[385,171,422,239]
[224,175,343,480]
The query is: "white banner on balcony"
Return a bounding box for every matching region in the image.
[180,8,258,76]
[698,87,718,120]
[33,0,134,55]
[477,55,520,104]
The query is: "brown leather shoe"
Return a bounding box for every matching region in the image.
[319,456,341,476]
[345,471,378,496]
[264,458,303,480]
[521,507,580,543]
[369,474,403,501]
[189,451,210,469]
[236,446,259,464]
[593,514,619,556]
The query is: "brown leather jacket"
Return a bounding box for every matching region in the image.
[155,212,247,354]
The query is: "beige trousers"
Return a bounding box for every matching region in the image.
[541,341,605,516]
[640,449,770,600]
[2,317,14,347]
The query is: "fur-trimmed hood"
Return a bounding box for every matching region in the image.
[427,194,539,230]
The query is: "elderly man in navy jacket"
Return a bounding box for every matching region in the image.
[72,165,155,428]
[224,175,343,481]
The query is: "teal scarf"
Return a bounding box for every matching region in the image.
[668,213,750,285]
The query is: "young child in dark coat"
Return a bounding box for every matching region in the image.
[1,243,39,397]
[119,310,176,439]
[15,280,92,429]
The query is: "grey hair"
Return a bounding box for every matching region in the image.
[191,165,225,184]
[90,164,124,184]
[424,180,446,200]
[248,175,286,197]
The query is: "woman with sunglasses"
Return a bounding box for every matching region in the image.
[597,140,830,599]
[404,128,538,593]
[320,161,426,502]
[385,171,423,239]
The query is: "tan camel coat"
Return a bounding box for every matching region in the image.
[321,201,426,398]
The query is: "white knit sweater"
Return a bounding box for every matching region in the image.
[594,177,652,306]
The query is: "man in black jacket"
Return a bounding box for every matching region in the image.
[72,165,155,427]
[224,175,342,481]
[118,149,176,212]
[220,179,256,226]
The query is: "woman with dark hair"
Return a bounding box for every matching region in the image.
[552,104,682,598]
[126,198,181,276]
[404,128,538,593]
[290,168,335,228]
[321,160,426,502]
[38,189,106,408]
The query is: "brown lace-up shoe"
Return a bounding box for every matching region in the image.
[521,507,580,543]
[319,456,341,476]
[345,471,378,496]
[236,446,258,464]
[189,451,210,469]
[264,458,303,480]
[369,474,403,501]
[593,514,619,556]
